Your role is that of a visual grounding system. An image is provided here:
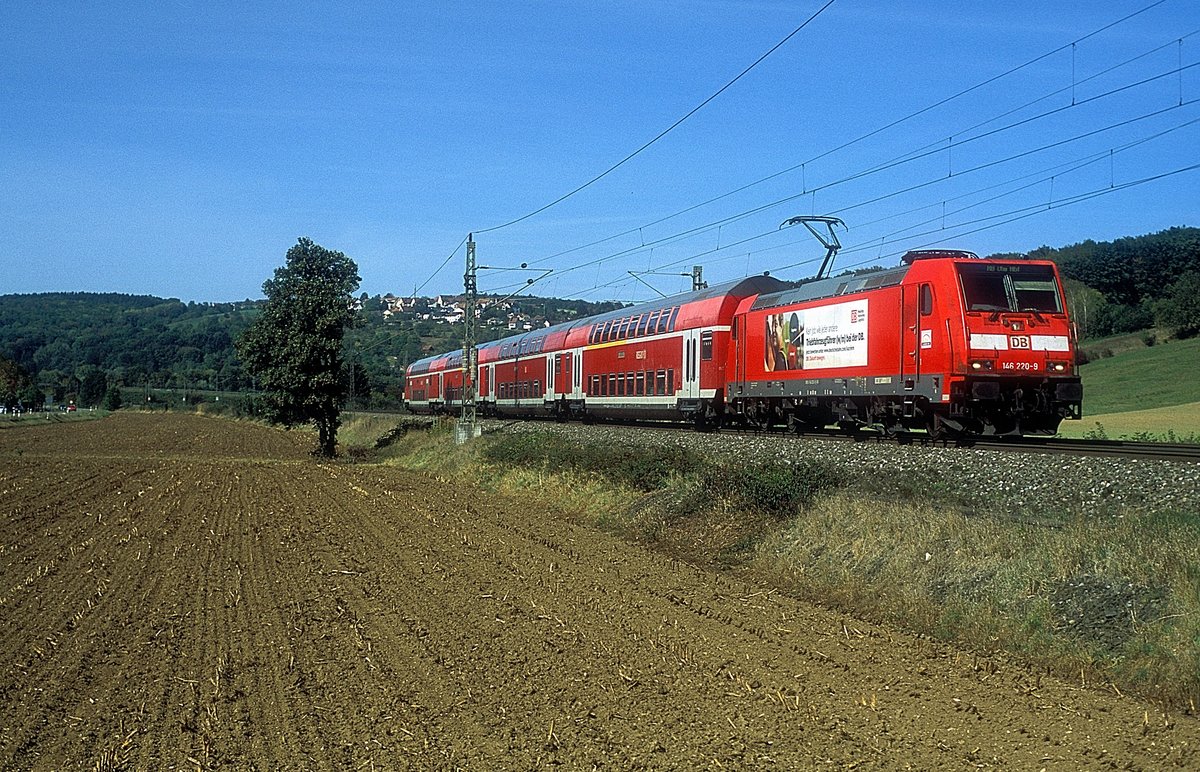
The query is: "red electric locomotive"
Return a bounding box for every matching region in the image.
[727,250,1082,437]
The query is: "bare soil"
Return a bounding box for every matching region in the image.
[1,412,1196,769]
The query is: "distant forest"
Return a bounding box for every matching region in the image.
[0,290,621,410]
[1,227,1197,410]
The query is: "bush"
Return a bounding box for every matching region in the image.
[102,386,123,411]
[704,459,841,519]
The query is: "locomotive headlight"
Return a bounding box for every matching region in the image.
[969,359,994,371]
[1049,361,1067,372]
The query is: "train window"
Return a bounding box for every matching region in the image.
[533,380,541,395]
[636,371,645,396]
[636,314,650,336]
[589,375,598,395]
[555,355,562,376]
[655,370,667,395]
[920,284,933,316]
[667,369,675,395]
[626,372,634,396]
[619,317,632,339]
[700,331,713,361]
[667,306,681,333]
[1012,279,1063,313]
[608,374,617,395]
[958,263,1063,313]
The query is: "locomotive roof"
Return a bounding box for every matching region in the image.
[751,264,912,310]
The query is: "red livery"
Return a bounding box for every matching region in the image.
[406,250,1083,437]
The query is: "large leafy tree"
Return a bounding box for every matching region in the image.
[237,238,360,457]
[1155,271,1200,339]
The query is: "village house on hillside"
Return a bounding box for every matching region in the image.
[380,293,547,331]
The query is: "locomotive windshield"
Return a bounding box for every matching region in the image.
[957,263,1063,313]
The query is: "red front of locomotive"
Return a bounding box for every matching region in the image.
[727,251,1082,436]
[944,256,1082,435]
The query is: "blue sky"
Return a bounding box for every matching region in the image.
[3,1,1198,303]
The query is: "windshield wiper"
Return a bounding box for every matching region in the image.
[1021,307,1047,323]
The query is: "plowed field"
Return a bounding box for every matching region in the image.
[1,413,1196,769]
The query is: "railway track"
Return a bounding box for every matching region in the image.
[478,415,1200,464]
[966,435,1200,463]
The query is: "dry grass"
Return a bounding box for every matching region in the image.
[753,491,1200,707]
[1057,401,1200,441]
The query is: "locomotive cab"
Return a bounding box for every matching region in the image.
[948,260,1082,435]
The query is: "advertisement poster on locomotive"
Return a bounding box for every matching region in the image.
[764,300,868,371]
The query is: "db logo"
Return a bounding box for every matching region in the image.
[1010,335,1031,349]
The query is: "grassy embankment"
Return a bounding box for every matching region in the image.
[1059,334,1200,440]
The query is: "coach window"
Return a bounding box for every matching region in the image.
[700,331,714,360]
[533,379,541,395]
[661,306,678,333]
[635,371,645,396]
[635,314,649,337]
[667,369,675,394]
[608,373,617,395]
[920,284,934,316]
[655,370,666,395]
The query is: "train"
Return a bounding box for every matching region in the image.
[404,249,1083,438]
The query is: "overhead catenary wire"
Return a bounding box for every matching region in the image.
[526,97,1200,296]
[542,58,1200,288]
[518,1,1181,271]
[472,0,837,236]
[416,1,1185,302]
[567,109,1200,298]
[408,1,836,298]
[567,159,1200,301]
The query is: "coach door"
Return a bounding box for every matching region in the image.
[557,353,572,397]
[681,329,700,400]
